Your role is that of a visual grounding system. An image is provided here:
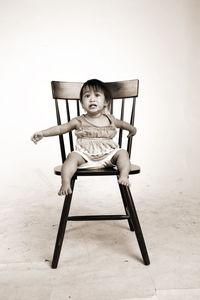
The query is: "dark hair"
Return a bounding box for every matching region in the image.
[79,79,112,105]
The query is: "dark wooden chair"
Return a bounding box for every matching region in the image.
[51,79,150,268]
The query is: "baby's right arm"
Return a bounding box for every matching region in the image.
[31,118,79,144]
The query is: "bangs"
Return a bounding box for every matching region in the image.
[80,79,112,103]
[82,84,104,94]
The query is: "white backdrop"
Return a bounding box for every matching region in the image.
[1,0,199,201]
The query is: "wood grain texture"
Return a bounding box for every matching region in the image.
[51,79,139,99]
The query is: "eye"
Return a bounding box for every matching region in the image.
[84,93,90,98]
[95,93,101,97]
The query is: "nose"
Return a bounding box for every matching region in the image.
[89,93,95,102]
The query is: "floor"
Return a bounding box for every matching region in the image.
[1,174,200,300]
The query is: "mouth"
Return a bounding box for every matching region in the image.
[89,104,97,108]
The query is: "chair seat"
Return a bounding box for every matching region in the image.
[54,164,140,176]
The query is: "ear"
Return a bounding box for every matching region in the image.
[104,101,108,107]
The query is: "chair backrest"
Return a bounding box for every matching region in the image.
[51,79,139,163]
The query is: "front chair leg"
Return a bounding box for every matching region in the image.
[51,179,76,269]
[121,184,150,265]
[118,182,134,231]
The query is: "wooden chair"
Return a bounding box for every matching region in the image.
[51,79,150,268]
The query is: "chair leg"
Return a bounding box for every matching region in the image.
[121,184,150,265]
[51,179,76,269]
[118,182,134,231]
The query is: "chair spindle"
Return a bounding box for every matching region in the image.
[55,99,66,163]
[110,99,113,114]
[76,100,80,116]
[66,100,74,152]
[127,97,136,156]
[118,98,125,148]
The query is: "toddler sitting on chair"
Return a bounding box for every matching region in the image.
[31,79,137,195]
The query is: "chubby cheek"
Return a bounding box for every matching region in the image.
[81,100,88,109]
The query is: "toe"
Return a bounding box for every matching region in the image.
[68,188,72,194]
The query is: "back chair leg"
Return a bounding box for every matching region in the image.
[51,179,76,269]
[121,184,150,265]
[118,182,134,231]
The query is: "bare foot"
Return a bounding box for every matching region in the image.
[58,181,72,196]
[118,176,130,186]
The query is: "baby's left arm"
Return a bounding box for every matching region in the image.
[114,119,137,137]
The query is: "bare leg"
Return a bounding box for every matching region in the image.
[112,149,131,186]
[58,152,86,196]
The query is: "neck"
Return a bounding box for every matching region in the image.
[85,112,104,119]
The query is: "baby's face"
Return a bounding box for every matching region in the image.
[81,87,107,114]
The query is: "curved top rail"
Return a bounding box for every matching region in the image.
[51,79,139,100]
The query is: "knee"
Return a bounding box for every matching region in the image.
[120,149,129,155]
[116,149,129,158]
[66,152,77,160]
[112,149,129,163]
[65,151,85,166]
[65,152,81,163]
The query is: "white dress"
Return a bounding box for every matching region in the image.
[74,114,119,169]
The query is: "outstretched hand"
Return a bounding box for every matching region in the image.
[31,132,44,144]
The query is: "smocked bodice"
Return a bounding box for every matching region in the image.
[74,114,118,159]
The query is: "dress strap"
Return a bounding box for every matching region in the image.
[104,114,116,126]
